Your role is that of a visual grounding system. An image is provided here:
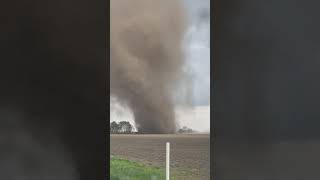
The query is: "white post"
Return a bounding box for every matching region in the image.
[166,142,170,180]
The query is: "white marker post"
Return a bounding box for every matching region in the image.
[166,142,170,180]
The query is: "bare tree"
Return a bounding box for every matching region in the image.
[118,121,133,134]
[110,121,119,134]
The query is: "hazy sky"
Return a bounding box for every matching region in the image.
[183,0,210,106]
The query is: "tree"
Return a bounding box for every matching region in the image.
[118,121,133,134]
[110,121,133,134]
[110,121,119,134]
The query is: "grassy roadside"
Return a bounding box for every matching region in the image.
[111,157,171,180]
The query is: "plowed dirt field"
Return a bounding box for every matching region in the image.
[110,134,210,180]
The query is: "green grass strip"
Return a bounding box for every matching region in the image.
[111,157,172,180]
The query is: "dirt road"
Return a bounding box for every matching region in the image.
[110,134,210,180]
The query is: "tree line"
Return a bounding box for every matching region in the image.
[110,121,195,134]
[110,121,134,134]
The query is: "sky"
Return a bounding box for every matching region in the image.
[110,0,210,132]
[183,0,210,106]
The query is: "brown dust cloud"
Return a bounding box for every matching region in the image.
[110,0,187,133]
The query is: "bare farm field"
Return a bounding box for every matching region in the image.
[110,134,210,180]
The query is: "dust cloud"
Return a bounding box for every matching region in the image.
[110,0,186,133]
